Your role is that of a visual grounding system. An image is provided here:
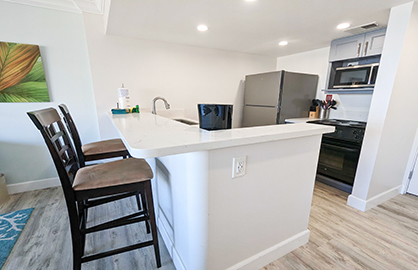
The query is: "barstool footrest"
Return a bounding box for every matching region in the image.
[83,212,146,234]
[81,240,154,263]
[86,191,138,208]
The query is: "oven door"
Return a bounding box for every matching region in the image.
[317,137,361,185]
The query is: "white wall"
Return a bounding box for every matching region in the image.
[276,47,330,95]
[348,1,418,211]
[0,2,99,185]
[82,13,276,139]
[276,47,372,122]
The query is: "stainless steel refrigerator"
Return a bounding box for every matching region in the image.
[242,71,318,127]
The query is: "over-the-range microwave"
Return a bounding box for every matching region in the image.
[331,63,379,89]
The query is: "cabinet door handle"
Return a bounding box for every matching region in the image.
[364,41,369,56]
[357,43,361,57]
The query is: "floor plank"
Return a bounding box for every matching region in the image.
[262,182,418,270]
[0,187,175,270]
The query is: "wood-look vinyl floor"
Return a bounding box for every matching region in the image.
[1,182,417,270]
[0,187,175,270]
[263,182,418,270]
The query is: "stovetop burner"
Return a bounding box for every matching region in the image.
[308,119,367,143]
[309,119,366,129]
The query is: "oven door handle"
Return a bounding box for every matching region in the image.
[322,143,359,153]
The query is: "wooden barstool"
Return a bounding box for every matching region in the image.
[58,105,148,231]
[28,108,161,270]
[58,104,130,167]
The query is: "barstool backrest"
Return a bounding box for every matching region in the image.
[58,104,86,167]
[27,107,79,197]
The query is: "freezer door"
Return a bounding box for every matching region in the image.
[278,72,318,124]
[242,105,278,127]
[244,71,283,107]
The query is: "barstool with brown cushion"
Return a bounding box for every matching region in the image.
[27,108,161,270]
[58,104,130,167]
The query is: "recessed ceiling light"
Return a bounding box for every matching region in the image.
[279,41,288,46]
[337,23,350,30]
[245,0,257,2]
[197,25,208,32]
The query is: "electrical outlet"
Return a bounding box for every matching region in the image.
[232,156,247,178]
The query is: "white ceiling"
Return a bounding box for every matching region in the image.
[3,0,104,14]
[4,0,413,58]
[105,0,412,57]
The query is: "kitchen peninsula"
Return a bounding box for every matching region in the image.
[109,112,334,270]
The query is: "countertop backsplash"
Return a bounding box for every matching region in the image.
[327,93,373,122]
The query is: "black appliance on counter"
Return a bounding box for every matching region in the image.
[198,104,233,131]
[309,119,367,193]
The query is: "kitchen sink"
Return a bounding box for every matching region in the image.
[173,118,198,125]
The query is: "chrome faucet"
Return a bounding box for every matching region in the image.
[152,97,171,114]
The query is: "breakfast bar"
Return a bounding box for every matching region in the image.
[109,112,334,270]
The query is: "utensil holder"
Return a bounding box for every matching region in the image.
[320,108,330,120]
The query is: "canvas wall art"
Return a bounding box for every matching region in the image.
[0,42,50,103]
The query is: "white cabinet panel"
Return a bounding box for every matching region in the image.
[364,28,386,57]
[156,159,174,227]
[329,35,364,62]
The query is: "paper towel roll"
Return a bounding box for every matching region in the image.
[118,87,131,109]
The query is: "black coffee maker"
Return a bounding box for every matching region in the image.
[197,104,233,131]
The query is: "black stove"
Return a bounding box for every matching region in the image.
[309,119,366,143]
[308,119,367,193]
[310,119,366,128]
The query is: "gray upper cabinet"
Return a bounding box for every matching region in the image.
[329,28,386,62]
[329,35,365,62]
[363,28,386,57]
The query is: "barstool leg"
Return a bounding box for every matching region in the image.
[68,205,83,270]
[144,181,161,268]
[135,192,142,211]
[135,192,150,233]
[140,192,151,234]
[77,201,86,255]
[84,200,88,220]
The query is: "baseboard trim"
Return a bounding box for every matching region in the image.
[159,213,309,270]
[400,184,408,194]
[226,230,310,270]
[7,177,60,194]
[347,185,402,212]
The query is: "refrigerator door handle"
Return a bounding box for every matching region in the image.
[276,101,281,124]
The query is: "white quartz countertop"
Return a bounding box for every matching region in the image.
[285,117,320,123]
[109,112,334,158]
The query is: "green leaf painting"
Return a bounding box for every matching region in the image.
[0,42,50,103]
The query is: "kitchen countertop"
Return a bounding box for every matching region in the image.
[108,112,334,158]
[285,117,320,123]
